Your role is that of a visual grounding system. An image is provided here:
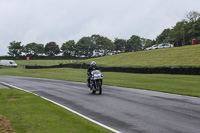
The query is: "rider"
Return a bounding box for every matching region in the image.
[87,61,99,87]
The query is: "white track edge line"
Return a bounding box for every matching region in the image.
[0,81,121,133]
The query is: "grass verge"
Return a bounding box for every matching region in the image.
[16,60,77,66]
[104,72,200,97]
[1,66,200,97]
[0,89,112,133]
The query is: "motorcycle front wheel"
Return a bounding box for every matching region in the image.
[92,90,96,94]
[97,81,102,95]
[90,86,96,94]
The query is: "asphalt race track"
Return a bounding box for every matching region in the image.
[1,75,200,133]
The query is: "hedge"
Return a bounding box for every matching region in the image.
[25,63,200,75]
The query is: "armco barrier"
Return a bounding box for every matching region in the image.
[25,63,200,75]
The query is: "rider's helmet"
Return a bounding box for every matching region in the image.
[91,61,96,68]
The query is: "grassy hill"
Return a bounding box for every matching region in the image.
[84,44,200,67]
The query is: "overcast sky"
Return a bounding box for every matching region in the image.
[0,0,200,56]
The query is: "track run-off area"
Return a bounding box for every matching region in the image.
[1,75,200,133]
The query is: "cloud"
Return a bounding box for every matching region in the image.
[0,0,200,55]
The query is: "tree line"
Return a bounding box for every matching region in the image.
[156,11,200,46]
[6,11,200,59]
[7,34,154,58]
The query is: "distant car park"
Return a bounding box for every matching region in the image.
[145,43,173,50]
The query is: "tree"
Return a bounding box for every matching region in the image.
[189,17,200,43]
[114,38,126,52]
[156,28,171,44]
[91,34,115,56]
[61,40,76,57]
[127,35,142,52]
[23,43,44,57]
[102,37,115,55]
[157,20,188,46]
[76,34,115,57]
[156,11,200,46]
[141,38,155,50]
[172,20,190,46]
[185,11,200,23]
[44,42,60,56]
[8,41,23,57]
[36,44,45,55]
[76,37,93,57]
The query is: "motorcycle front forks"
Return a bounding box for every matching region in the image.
[90,80,95,89]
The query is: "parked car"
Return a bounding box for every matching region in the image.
[157,43,174,49]
[145,44,158,50]
[151,44,159,50]
[145,47,152,50]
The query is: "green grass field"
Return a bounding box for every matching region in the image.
[0,89,112,133]
[83,45,200,67]
[16,59,77,66]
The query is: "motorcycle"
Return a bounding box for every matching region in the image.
[88,70,103,95]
